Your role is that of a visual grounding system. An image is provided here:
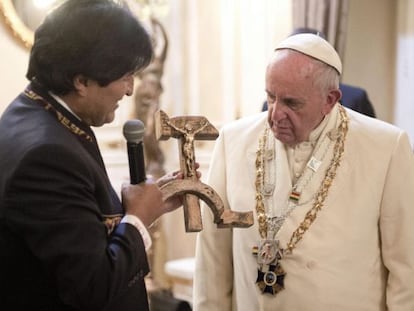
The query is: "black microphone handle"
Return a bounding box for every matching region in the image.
[127,141,146,184]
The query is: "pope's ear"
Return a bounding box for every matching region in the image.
[73,75,89,96]
[329,88,342,105]
[323,88,342,114]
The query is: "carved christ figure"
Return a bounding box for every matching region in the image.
[166,120,208,177]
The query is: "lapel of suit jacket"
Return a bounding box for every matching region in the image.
[26,83,123,213]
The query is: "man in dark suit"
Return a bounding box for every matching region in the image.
[0,1,184,310]
[262,27,376,118]
[339,83,376,117]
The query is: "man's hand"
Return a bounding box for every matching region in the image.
[121,163,201,227]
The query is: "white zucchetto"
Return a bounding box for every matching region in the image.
[275,33,342,75]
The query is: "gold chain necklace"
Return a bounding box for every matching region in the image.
[255,129,270,239]
[253,105,348,294]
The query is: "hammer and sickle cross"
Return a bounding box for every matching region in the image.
[155,109,253,232]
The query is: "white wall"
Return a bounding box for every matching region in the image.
[161,0,292,126]
[342,0,396,123]
[0,18,29,112]
[394,0,414,146]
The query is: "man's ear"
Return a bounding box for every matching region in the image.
[323,88,342,115]
[73,75,89,96]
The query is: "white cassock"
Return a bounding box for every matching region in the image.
[193,104,414,311]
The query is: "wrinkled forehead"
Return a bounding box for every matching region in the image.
[265,50,328,98]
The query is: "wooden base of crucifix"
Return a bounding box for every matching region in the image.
[155,109,253,232]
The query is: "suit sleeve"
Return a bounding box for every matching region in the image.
[193,129,234,311]
[380,132,414,310]
[4,144,149,310]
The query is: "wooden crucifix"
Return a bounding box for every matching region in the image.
[155,109,253,232]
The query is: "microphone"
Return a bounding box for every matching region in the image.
[123,119,146,184]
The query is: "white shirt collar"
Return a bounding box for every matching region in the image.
[48,92,82,121]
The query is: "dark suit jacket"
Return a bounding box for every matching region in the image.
[262,83,376,118]
[0,82,150,310]
[339,84,376,118]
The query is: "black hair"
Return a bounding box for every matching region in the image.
[26,0,153,95]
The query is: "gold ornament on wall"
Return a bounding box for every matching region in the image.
[0,0,34,49]
[0,0,166,50]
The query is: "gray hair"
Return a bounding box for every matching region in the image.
[310,59,340,95]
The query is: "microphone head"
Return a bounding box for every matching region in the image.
[123,119,145,143]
